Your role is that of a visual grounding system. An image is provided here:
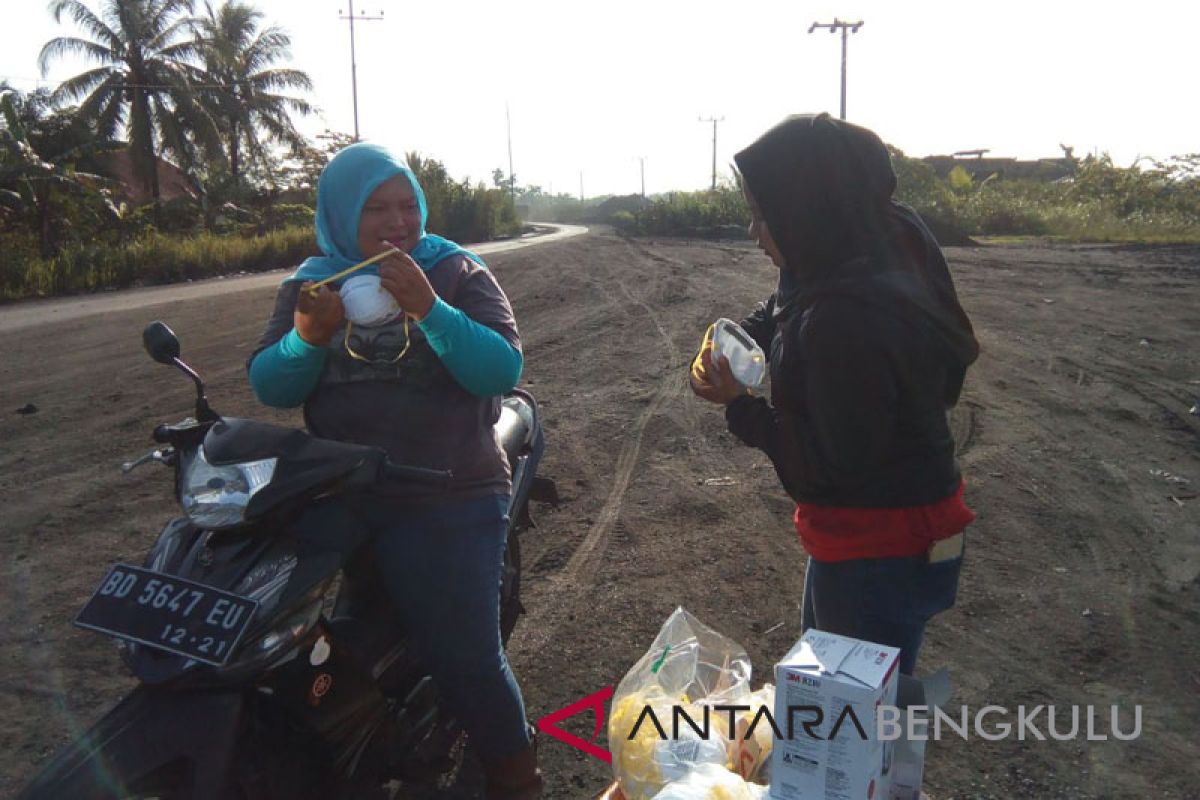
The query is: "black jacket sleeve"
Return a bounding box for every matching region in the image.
[738,294,777,357]
[724,297,899,501]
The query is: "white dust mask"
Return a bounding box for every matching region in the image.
[339,274,402,327]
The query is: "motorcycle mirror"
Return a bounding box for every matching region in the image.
[143,321,181,365]
[142,321,221,423]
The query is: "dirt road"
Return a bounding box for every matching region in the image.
[2,229,1197,798]
[0,224,587,334]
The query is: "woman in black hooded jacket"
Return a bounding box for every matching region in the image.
[691,113,980,674]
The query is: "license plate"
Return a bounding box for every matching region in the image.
[75,564,259,667]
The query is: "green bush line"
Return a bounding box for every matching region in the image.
[1,141,521,301]
[1,180,523,302]
[0,225,319,302]
[616,190,1200,245]
[4,152,1196,303]
[614,152,1200,246]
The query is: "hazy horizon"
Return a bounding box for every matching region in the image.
[3,0,1196,197]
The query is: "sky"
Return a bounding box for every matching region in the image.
[2,0,1198,198]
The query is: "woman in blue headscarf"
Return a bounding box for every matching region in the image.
[247,142,540,797]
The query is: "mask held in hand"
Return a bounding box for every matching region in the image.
[339,274,402,327]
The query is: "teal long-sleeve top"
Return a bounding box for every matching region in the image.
[248,251,524,409]
[249,296,523,407]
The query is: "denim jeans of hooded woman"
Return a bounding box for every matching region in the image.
[800,544,964,675]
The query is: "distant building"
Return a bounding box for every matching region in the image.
[97,150,197,205]
[922,152,1075,182]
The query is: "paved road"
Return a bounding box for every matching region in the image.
[0,224,588,333]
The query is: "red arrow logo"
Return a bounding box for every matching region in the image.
[536,685,614,764]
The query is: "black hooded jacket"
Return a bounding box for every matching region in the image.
[726,114,979,508]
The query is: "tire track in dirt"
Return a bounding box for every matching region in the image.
[562,270,682,580]
[515,240,714,668]
[533,236,787,602]
[616,240,713,445]
[561,370,681,580]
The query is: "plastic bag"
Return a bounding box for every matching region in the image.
[690,323,717,385]
[650,763,769,800]
[728,683,776,784]
[609,608,753,800]
[711,319,767,390]
[690,320,767,391]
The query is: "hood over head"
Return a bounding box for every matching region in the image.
[735,113,979,402]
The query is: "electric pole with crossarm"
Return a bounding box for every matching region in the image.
[338,1,384,141]
[699,116,724,191]
[808,18,864,120]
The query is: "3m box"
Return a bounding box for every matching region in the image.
[886,670,952,800]
[769,630,900,800]
[885,721,924,800]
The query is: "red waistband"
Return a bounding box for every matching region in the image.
[793,480,974,562]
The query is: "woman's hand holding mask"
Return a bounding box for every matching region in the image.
[295,282,346,345]
[379,244,436,321]
[690,347,749,405]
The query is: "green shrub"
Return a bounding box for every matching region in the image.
[1,225,318,301]
[629,187,748,237]
[407,153,521,243]
[610,210,636,235]
[260,203,315,231]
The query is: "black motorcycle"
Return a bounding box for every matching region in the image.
[19,322,554,799]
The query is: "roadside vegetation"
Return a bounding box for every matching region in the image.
[612,149,1200,246]
[1,0,520,302]
[4,2,1197,302]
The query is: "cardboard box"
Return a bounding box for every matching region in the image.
[769,630,900,800]
[886,670,952,800]
[885,720,923,800]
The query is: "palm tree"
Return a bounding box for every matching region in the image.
[194,0,313,188]
[37,0,219,206]
[0,88,122,256]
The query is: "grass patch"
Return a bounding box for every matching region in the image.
[1,225,318,302]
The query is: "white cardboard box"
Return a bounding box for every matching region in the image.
[769,630,900,800]
[886,670,952,800]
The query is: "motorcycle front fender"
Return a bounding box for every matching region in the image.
[18,686,244,799]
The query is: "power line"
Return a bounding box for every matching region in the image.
[808,18,864,120]
[337,1,383,141]
[0,75,54,87]
[1,78,243,92]
[698,115,724,191]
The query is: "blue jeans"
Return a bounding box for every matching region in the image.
[800,544,964,675]
[366,494,531,763]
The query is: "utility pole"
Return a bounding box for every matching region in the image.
[338,1,383,141]
[506,102,516,201]
[698,116,724,190]
[808,18,864,120]
[637,156,646,197]
[579,171,584,204]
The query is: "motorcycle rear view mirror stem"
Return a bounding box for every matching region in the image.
[142,321,220,423]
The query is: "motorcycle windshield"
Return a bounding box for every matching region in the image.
[201,418,384,523]
[202,417,378,466]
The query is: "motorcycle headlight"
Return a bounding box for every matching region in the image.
[180,447,277,529]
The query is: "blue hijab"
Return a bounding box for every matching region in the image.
[287,142,484,285]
